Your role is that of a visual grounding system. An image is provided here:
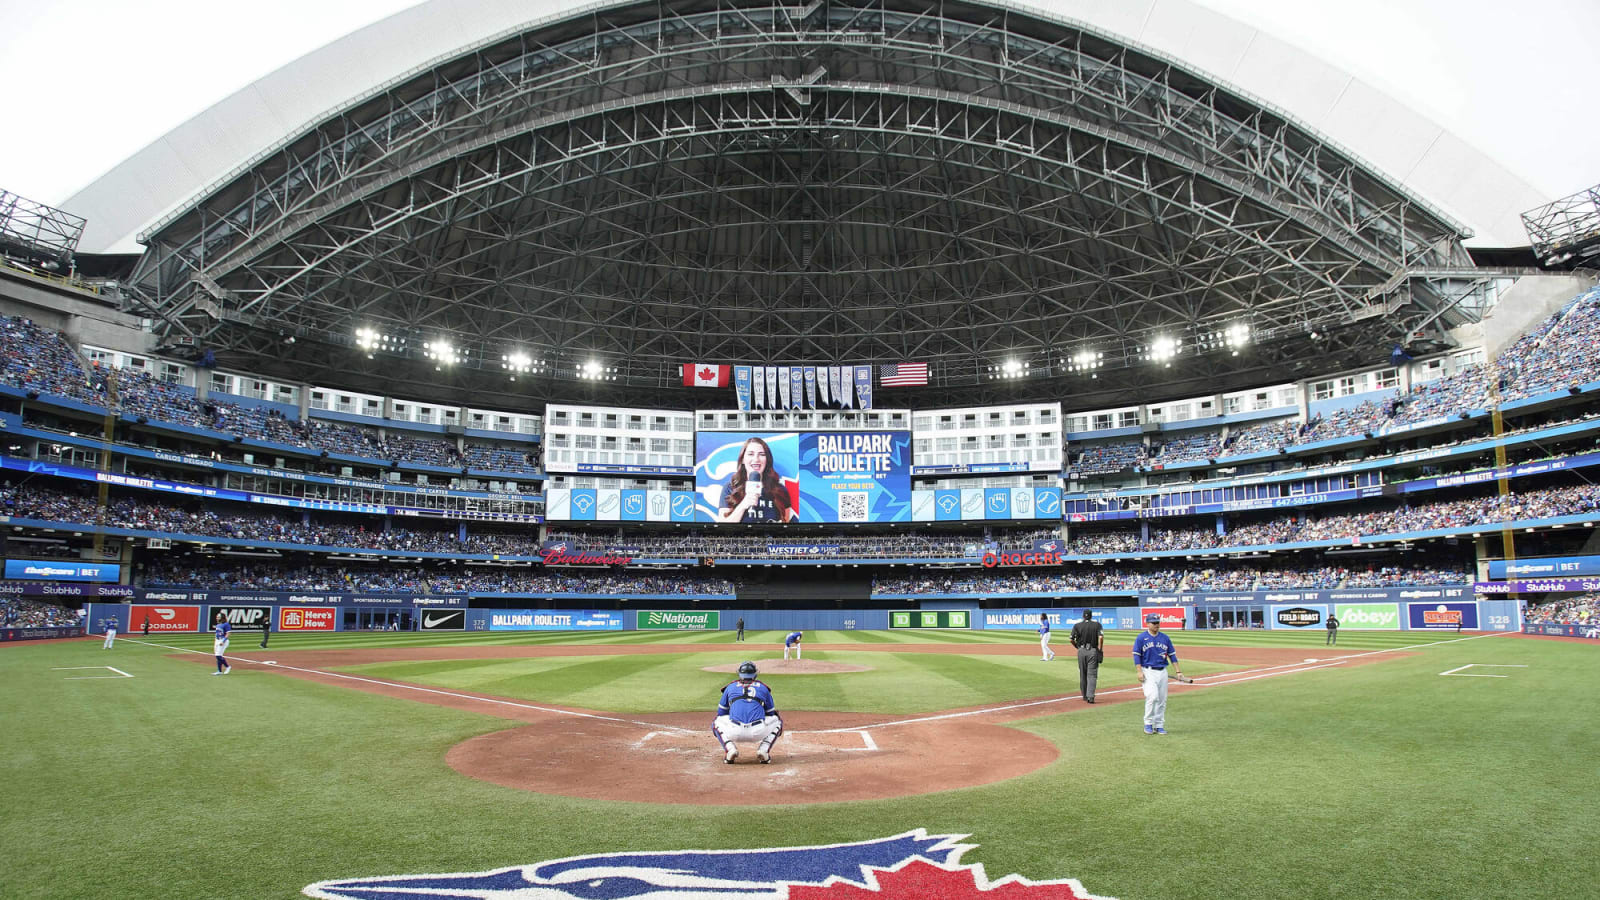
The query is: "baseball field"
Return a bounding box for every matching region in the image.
[2,627,1595,899]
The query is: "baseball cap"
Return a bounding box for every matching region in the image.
[1145,614,1162,623]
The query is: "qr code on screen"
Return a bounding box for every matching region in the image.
[838,492,870,522]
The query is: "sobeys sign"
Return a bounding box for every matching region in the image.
[1334,603,1400,630]
[638,610,720,631]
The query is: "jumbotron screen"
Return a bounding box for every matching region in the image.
[693,431,912,523]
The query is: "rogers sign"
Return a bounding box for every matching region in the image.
[981,551,1062,568]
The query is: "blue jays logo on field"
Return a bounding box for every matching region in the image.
[301,830,1114,899]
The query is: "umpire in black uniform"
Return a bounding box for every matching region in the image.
[1070,610,1105,703]
[260,614,272,648]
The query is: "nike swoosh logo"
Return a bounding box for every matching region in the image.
[423,614,458,628]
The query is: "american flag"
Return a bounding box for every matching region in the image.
[879,362,929,386]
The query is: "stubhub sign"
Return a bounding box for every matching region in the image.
[4,559,122,582]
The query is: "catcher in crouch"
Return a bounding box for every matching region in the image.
[712,661,784,764]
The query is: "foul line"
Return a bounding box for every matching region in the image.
[120,631,1514,738]
[806,631,1516,734]
[119,639,699,734]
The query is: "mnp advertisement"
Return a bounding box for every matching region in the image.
[695,431,912,523]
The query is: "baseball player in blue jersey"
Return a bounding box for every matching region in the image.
[211,613,232,675]
[783,630,803,660]
[1037,613,1055,661]
[712,661,783,764]
[1132,613,1185,734]
[101,616,118,649]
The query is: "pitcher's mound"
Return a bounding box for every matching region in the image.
[702,658,872,675]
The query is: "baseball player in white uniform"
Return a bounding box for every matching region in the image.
[102,617,118,649]
[1038,613,1055,661]
[712,661,783,764]
[211,613,232,675]
[783,630,803,660]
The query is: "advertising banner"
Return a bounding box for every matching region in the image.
[1333,603,1402,630]
[4,559,121,582]
[637,610,719,631]
[486,610,625,631]
[804,366,817,409]
[695,431,912,523]
[418,609,466,630]
[1270,604,1328,629]
[2,626,82,642]
[889,609,971,629]
[209,606,271,629]
[1523,622,1600,639]
[0,582,135,599]
[1476,578,1600,594]
[278,607,337,631]
[1487,555,1600,579]
[765,544,840,557]
[1139,607,1187,629]
[1406,601,1479,630]
[129,604,203,633]
[980,608,1121,630]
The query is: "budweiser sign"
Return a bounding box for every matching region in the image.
[541,548,633,566]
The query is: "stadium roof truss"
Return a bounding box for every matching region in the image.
[125,0,1483,407]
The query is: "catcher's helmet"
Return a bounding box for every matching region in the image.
[737,661,758,680]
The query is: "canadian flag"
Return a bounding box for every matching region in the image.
[682,363,731,387]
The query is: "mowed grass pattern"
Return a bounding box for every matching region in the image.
[3,628,1596,899]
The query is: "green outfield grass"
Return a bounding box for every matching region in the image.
[2,629,1595,899]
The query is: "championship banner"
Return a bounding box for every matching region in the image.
[778,367,791,409]
[637,610,719,631]
[753,367,766,409]
[789,368,803,408]
[817,366,831,407]
[829,366,844,409]
[840,366,854,408]
[735,366,752,411]
[129,604,203,633]
[855,365,872,409]
[804,366,818,409]
[765,366,778,410]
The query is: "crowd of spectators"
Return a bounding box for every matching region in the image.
[1,315,541,476]
[871,561,1471,595]
[1224,418,1304,456]
[0,482,547,556]
[0,597,82,627]
[1153,431,1222,465]
[1498,287,1600,402]
[1071,440,1147,475]
[1390,365,1490,426]
[138,561,733,595]
[1525,594,1599,626]
[1063,483,1600,554]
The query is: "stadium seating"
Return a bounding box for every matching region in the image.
[139,561,733,595]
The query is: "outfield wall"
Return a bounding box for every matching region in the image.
[78,599,1524,635]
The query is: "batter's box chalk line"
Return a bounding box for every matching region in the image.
[51,666,134,679]
[1439,664,1529,678]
